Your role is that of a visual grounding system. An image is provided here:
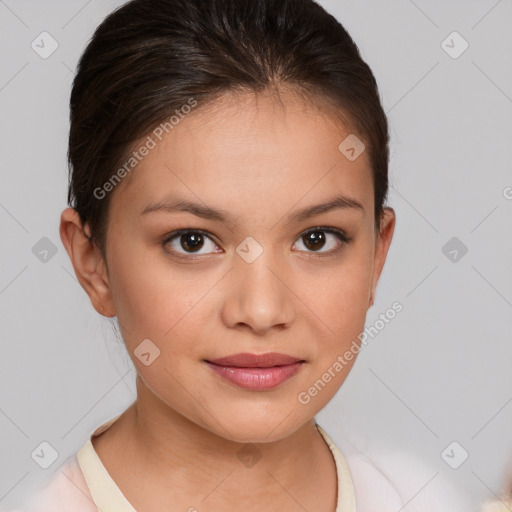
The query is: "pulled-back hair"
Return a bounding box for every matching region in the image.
[67,0,389,258]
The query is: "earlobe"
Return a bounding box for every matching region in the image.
[59,207,116,318]
[368,207,396,307]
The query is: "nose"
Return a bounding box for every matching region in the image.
[221,247,295,336]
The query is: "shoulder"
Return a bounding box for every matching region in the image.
[318,423,405,510]
[7,456,96,512]
[319,423,473,512]
[343,451,405,511]
[479,499,512,512]
[344,448,473,512]
[10,415,124,512]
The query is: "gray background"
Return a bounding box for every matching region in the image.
[0,0,511,509]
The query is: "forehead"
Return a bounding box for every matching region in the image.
[110,89,373,218]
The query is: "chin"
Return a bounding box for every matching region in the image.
[206,408,309,445]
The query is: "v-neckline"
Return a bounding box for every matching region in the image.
[76,416,356,511]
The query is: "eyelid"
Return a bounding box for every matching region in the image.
[163,228,215,241]
[162,228,221,259]
[300,225,349,241]
[292,226,350,257]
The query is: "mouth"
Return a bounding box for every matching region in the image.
[204,352,306,391]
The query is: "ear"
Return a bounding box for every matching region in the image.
[368,207,395,308]
[59,207,116,317]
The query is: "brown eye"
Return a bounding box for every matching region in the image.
[293,227,349,254]
[303,231,326,251]
[164,230,220,256]
[179,232,204,252]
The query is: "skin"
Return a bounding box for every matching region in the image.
[60,88,395,512]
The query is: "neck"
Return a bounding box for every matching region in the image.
[92,376,338,511]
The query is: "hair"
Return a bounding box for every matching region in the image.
[67,0,389,259]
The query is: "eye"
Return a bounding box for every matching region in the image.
[162,226,350,259]
[163,230,221,257]
[292,227,349,254]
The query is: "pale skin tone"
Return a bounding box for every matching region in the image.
[60,88,395,511]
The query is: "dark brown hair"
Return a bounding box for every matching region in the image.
[67,0,389,258]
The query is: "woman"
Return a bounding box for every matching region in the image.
[9,0,472,510]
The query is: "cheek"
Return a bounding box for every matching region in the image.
[310,241,374,313]
[305,238,375,354]
[107,242,183,336]
[108,245,221,356]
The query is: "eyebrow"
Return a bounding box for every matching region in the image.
[141,194,364,223]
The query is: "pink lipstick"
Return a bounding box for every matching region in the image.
[205,352,305,390]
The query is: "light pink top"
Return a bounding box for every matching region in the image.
[8,415,473,512]
[12,416,358,512]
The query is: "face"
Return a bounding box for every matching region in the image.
[63,89,394,443]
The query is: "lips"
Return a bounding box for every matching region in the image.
[204,352,305,390]
[206,352,304,368]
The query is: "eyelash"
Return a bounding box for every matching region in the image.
[161,226,351,260]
